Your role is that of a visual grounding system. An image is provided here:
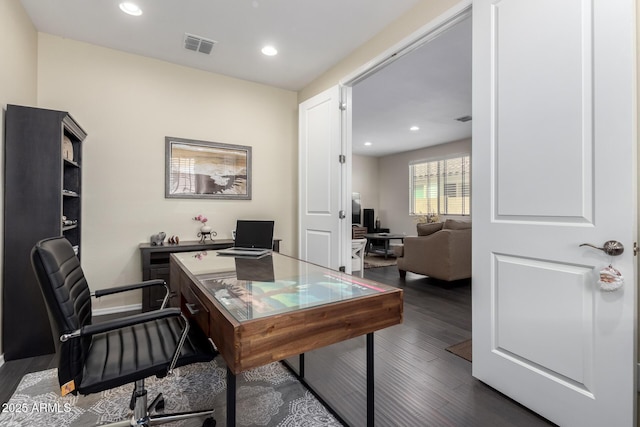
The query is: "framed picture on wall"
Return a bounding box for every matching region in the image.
[165,137,252,199]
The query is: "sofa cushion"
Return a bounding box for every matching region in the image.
[443,219,472,230]
[416,222,443,236]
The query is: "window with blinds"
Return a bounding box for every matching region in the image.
[410,154,470,216]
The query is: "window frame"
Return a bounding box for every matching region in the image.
[409,153,471,217]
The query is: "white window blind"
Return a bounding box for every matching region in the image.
[410,154,470,216]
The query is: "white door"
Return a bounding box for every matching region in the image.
[473,1,636,426]
[299,86,346,269]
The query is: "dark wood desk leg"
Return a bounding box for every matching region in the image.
[299,353,305,378]
[384,240,389,259]
[367,332,374,427]
[227,367,236,426]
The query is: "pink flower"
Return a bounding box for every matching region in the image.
[193,251,208,260]
[193,214,208,224]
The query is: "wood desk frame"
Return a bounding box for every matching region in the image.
[171,252,403,426]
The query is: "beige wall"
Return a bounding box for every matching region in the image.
[37,34,298,310]
[0,0,38,355]
[378,138,471,236]
[299,0,464,102]
[352,155,380,223]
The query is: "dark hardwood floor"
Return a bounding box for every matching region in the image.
[0,266,555,426]
[286,266,556,427]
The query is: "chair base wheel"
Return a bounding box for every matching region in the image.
[154,397,164,411]
[202,417,216,427]
[148,392,164,413]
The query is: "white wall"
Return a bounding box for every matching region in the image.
[351,155,380,224]
[37,34,298,310]
[378,138,471,235]
[0,0,38,356]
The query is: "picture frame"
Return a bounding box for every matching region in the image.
[165,137,252,199]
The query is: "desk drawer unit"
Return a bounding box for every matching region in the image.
[139,239,235,311]
[181,281,210,336]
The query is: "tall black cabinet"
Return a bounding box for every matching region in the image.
[3,105,87,360]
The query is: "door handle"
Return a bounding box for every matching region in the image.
[185,302,200,315]
[579,240,624,256]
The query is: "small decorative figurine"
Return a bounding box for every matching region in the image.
[150,232,166,246]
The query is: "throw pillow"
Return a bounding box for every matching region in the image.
[417,222,443,236]
[443,219,472,230]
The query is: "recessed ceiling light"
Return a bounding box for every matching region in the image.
[410,126,420,131]
[364,141,373,146]
[261,45,278,56]
[119,2,142,16]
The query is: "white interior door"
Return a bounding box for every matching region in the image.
[472,1,636,426]
[299,85,345,269]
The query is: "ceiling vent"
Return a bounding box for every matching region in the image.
[455,115,472,122]
[184,33,217,55]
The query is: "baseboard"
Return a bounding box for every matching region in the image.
[92,303,142,317]
[0,354,5,369]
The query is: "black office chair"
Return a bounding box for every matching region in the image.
[31,236,217,427]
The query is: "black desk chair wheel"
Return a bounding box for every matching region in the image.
[31,236,218,427]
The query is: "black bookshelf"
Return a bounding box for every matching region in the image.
[3,105,87,360]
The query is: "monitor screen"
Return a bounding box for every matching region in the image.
[234,220,274,249]
[352,192,361,225]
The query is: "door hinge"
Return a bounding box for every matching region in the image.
[338,210,346,219]
[339,154,346,164]
[339,102,346,111]
[634,242,638,256]
[339,266,346,272]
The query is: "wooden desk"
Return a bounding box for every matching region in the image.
[171,250,403,426]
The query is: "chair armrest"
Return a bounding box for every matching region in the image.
[60,308,182,342]
[93,279,170,309]
[92,279,167,298]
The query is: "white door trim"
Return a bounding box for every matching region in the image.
[341,84,353,273]
[340,0,472,88]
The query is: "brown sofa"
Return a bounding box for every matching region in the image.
[396,219,471,281]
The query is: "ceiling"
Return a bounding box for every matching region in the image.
[352,16,472,157]
[20,1,471,158]
[19,0,420,91]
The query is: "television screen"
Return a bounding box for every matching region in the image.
[352,192,361,225]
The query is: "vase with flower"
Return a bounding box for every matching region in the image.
[194,214,217,243]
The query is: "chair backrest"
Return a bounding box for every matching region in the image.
[31,236,92,388]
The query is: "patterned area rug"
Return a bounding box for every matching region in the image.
[0,359,341,427]
[363,255,397,269]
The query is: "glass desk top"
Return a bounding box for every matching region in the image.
[172,250,392,322]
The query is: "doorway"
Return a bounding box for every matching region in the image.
[348,13,472,241]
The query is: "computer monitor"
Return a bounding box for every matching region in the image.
[234,220,274,249]
[352,192,362,225]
